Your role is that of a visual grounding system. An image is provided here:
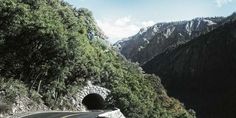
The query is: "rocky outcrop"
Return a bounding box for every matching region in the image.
[0,92,49,118]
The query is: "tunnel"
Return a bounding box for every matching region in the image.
[82,93,105,110]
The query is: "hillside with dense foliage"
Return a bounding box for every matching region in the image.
[0,0,194,117]
[143,16,236,118]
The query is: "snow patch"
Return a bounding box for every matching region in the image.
[185,22,192,35]
[164,27,175,38]
[143,38,150,44]
[139,27,148,35]
[179,33,184,37]
[203,19,216,26]
[138,46,144,51]
[153,25,159,33]
[196,19,201,29]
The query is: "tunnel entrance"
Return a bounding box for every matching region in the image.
[82,93,105,110]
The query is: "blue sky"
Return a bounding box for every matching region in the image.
[64,0,236,43]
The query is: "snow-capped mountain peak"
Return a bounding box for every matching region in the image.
[114,17,224,64]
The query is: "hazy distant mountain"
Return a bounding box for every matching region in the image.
[114,17,224,65]
[142,15,236,118]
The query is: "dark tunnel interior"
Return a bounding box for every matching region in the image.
[82,93,105,110]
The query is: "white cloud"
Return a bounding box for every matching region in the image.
[141,21,155,28]
[115,16,131,26]
[97,17,155,44]
[215,0,233,7]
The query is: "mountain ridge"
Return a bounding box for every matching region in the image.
[142,16,236,118]
[114,17,224,65]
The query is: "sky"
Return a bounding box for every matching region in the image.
[64,0,236,43]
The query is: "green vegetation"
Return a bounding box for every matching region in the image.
[0,0,194,117]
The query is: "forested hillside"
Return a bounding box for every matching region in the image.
[0,0,194,117]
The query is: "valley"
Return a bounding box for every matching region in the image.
[117,13,236,118]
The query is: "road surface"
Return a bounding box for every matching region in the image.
[21,111,106,118]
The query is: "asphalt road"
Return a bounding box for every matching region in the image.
[21,111,105,118]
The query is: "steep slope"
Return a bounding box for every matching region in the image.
[114,17,224,65]
[143,18,236,118]
[0,0,194,118]
[220,12,236,24]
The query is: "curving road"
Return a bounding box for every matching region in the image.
[21,111,106,118]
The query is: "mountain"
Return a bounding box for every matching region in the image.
[0,0,194,118]
[142,16,236,118]
[220,12,236,24]
[114,17,224,65]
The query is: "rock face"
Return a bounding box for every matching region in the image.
[142,19,236,118]
[0,93,49,117]
[114,17,224,65]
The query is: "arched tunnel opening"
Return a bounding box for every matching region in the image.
[82,93,105,110]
